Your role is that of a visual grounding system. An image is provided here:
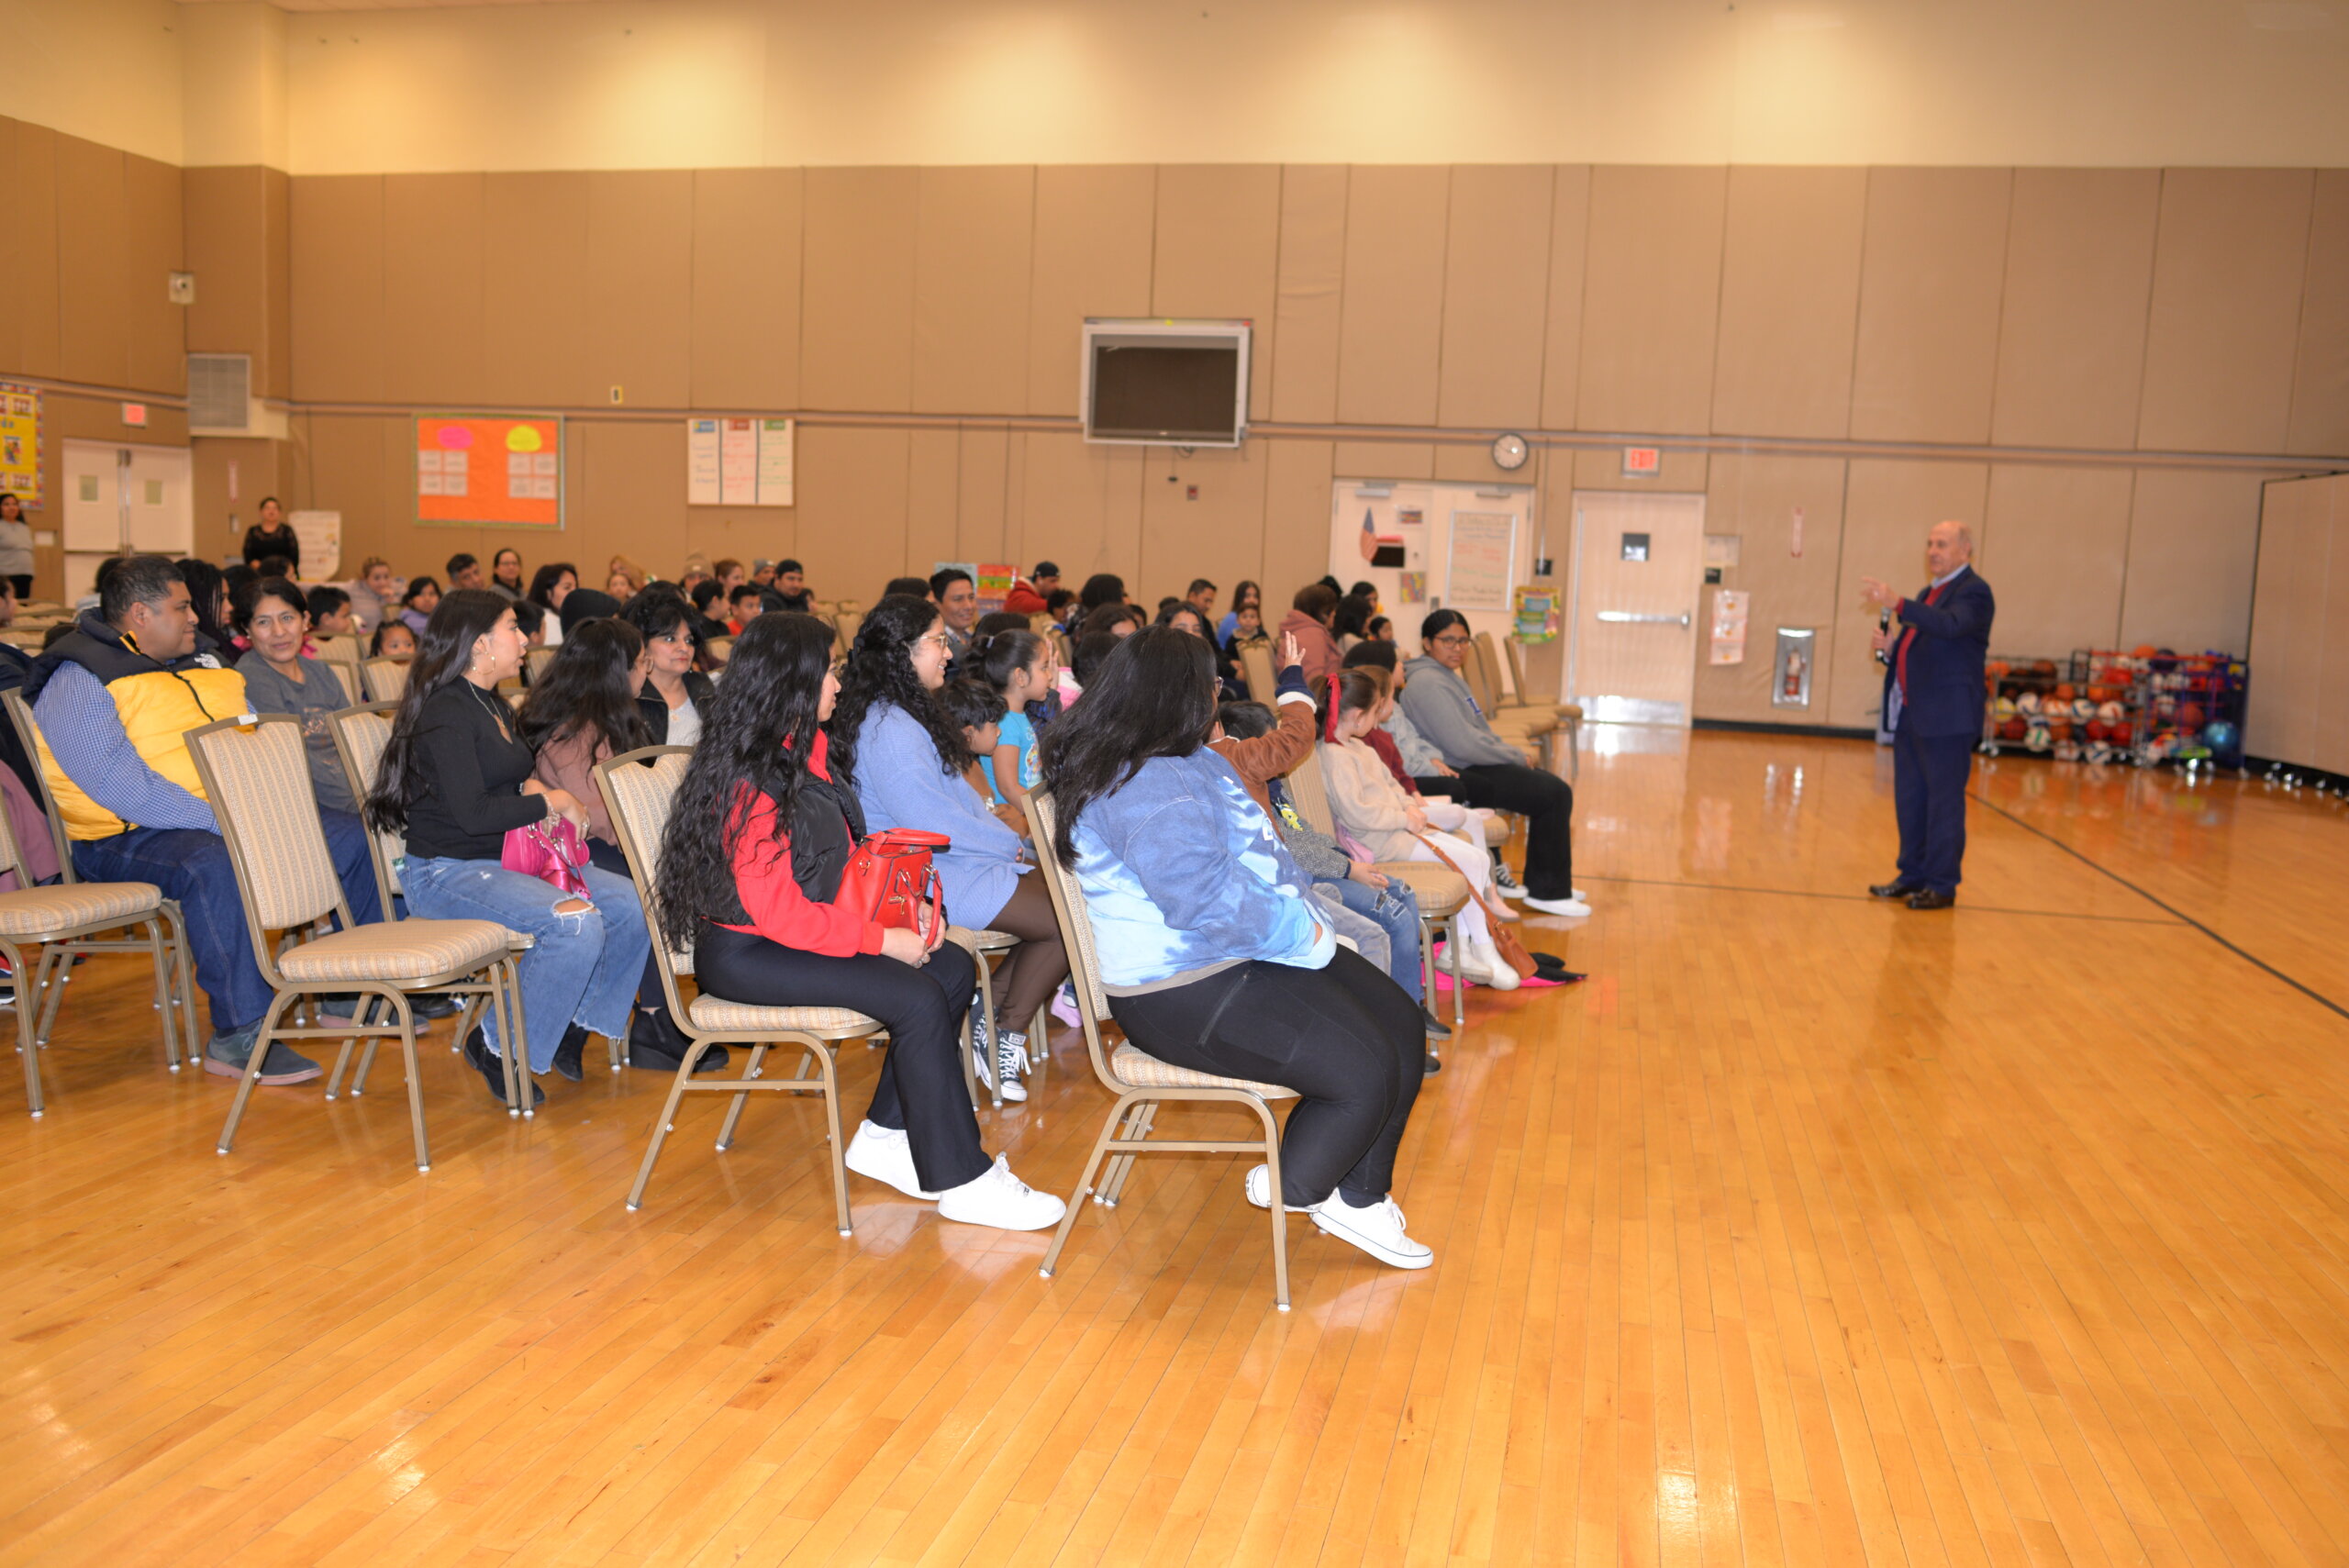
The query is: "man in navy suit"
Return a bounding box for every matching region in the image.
[1862,520,1994,909]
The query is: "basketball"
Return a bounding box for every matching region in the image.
[2178,703,2205,729]
[2000,717,2028,740]
[2054,683,2076,701]
[2086,719,2108,740]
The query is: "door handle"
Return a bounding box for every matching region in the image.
[1596,611,1692,627]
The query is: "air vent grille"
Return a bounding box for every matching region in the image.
[187,353,251,431]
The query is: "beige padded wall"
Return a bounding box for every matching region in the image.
[913,167,1033,417]
[1015,432,1144,587]
[1709,166,1865,439]
[1990,170,2160,451]
[1140,443,1272,600]
[795,425,908,593]
[1696,454,1850,723]
[2288,172,2349,458]
[2121,467,2271,652]
[1576,165,1725,435]
[482,172,589,409]
[1979,465,2134,656]
[384,174,486,407]
[1536,166,1591,431]
[802,168,918,414]
[1849,168,2011,444]
[1436,165,1553,432]
[1152,166,1281,418]
[290,174,384,401]
[2247,476,2333,764]
[56,134,131,390]
[1026,166,1155,419]
[1829,460,1990,729]
[587,171,695,410]
[1269,165,1347,424]
[2136,170,2314,454]
[1336,166,1450,428]
[1262,439,1336,606]
[689,167,802,411]
[0,121,62,378]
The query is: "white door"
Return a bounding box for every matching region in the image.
[61,440,193,601]
[1567,491,1704,725]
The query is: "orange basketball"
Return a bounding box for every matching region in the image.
[2054,683,2076,701]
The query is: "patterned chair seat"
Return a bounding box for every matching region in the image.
[1373,862,1471,917]
[686,996,880,1037]
[276,917,517,983]
[0,881,161,937]
[1109,1043,1297,1100]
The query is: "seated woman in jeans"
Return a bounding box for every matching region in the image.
[1039,626,1434,1271]
[829,594,1068,1105]
[651,613,1063,1231]
[364,589,652,1104]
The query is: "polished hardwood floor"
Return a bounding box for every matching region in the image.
[5,730,2347,1565]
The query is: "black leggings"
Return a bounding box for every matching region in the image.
[1108,945,1423,1207]
[1418,763,1575,899]
[978,874,1069,1034]
[695,921,990,1194]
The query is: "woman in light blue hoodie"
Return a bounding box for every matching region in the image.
[1039,626,1435,1273]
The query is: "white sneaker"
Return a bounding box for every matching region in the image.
[996,1029,1030,1104]
[936,1154,1067,1231]
[1242,1163,1313,1212]
[1474,938,1520,991]
[1311,1190,1433,1270]
[844,1120,940,1200]
[1523,895,1592,918]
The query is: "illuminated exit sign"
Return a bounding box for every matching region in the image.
[1621,446,1661,477]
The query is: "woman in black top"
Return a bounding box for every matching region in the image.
[364,589,653,1101]
[239,496,300,573]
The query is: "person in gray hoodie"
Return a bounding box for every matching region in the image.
[1396,608,1586,918]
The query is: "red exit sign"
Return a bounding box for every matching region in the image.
[1622,446,1661,477]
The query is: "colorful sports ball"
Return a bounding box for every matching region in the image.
[2047,719,2073,741]
[1987,660,2010,678]
[2016,691,2043,717]
[2178,702,2205,729]
[2204,719,2239,753]
[1999,717,2028,740]
[1993,696,2018,721]
[2097,700,2123,723]
[2107,721,2132,746]
[2085,719,2108,741]
[2071,697,2096,722]
[2054,683,2076,701]
[2025,726,2053,752]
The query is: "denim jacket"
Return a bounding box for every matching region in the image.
[1070,750,1334,995]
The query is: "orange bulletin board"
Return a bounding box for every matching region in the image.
[416,416,563,528]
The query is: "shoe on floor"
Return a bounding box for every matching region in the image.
[1487,897,1521,921]
[1050,983,1082,1028]
[1423,1052,1442,1075]
[629,1040,729,1074]
[936,1154,1066,1231]
[1905,888,1956,910]
[461,1025,544,1108]
[1420,1006,1452,1040]
[1521,895,1592,918]
[844,1120,941,1200]
[204,1026,322,1085]
[550,1022,589,1083]
[1311,1190,1434,1270]
[410,993,462,1020]
[1492,865,1526,897]
[1473,940,1520,991]
[1868,879,1920,899]
[996,1029,1030,1104]
[1242,1163,1313,1213]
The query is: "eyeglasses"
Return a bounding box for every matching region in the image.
[919,633,952,651]
[1431,633,1471,648]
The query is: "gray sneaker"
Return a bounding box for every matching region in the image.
[204,1026,323,1085]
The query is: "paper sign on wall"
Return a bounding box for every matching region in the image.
[290,510,342,581]
[1709,588,1750,665]
[0,383,43,506]
[1445,511,1518,611]
[687,417,795,507]
[417,417,562,528]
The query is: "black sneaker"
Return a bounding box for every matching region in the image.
[1420,1006,1452,1040]
[629,1039,729,1075]
[462,1025,544,1107]
[550,1023,589,1083]
[204,1027,323,1084]
[629,1007,726,1073]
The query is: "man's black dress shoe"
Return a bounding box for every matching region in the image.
[1905,888,1955,910]
[1868,880,1920,899]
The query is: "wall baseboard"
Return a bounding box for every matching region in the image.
[1691,717,1879,740]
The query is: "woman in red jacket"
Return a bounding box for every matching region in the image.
[651,613,1063,1232]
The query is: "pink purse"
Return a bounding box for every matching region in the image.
[502,814,595,903]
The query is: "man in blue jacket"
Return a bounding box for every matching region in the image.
[1861,520,1994,909]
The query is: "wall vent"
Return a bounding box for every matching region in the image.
[187,353,251,433]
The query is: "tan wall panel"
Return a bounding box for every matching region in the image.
[1577,165,1725,436]
[1572,449,1708,492]
[2119,466,2266,652]
[1829,459,1989,728]
[802,168,918,413]
[1152,165,1282,417]
[1025,166,1155,419]
[1991,170,2159,451]
[1140,441,1271,600]
[1334,165,1450,428]
[124,152,184,395]
[264,169,293,401]
[188,168,268,362]
[290,175,385,402]
[0,121,27,372]
[1268,165,1348,425]
[905,426,960,573]
[2287,171,2349,457]
[1710,166,1865,439]
[1538,166,1591,430]
[1014,432,1143,585]
[2245,476,2332,763]
[55,135,129,389]
[913,167,1034,416]
[957,427,1010,565]
[2136,169,2313,454]
[1849,168,2011,444]
[689,167,802,412]
[1436,165,1553,431]
[1333,440,1433,482]
[585,171,694,409]
[1431,441,1532,484]
[7,121,60,378]
[1262,438,1335,604]
[2321,495,2349,773]
[299,414,400,557]
[1979,464,2133,656]
[482,172,588,408]
[193,436,287,564]
[382,173,485,407]
[785,424,910,593]
[1695,454,1848,723]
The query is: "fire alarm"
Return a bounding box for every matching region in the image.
[167,272,195,306]
[1186,484,1198,501]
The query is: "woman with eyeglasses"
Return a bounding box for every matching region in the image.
[1396,608,1586,918]
[623,587,716,747]
[829,594,1070,1104]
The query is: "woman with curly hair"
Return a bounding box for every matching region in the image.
[653,613,1063,1230]
[830,594,1067,1104]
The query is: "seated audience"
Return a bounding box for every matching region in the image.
[936,676,1028,837]
[930,567,979,660]
[1320,667,1521,990]
[370,619,417,662]
[348,557,401,635]
[1279,583,1344,687]
[1214,578,1262,645]
[687,579,732,643]
[1398,609,1586,917]
[653,613,1063,1229]
[557,586,622,639]
[528,562,577,646]
[965,628,1054,815]
[831,594,1068,1105]
[254,554,295,582]
[399,575,441,633]
[1077,572,1126,619]
[1070,629,1121,689]
[1223,599,1268,662]
[488,548,526,601]
[882,574,931,600]
[1366,615,1394,643]
[181,560,234,651]
[1002,560,1059,615]
[760,557,813,615]
[510,598,547,651]
[446,553,485,593]
[727,583,763,635]
[365,589,651,1101]
[1040,626,1432,1268]
[1334,593,1375,651]
[1184,578,1218,620]
[1349,581,1382,613]
[235,576,358,815]
[970,610,1032,642]
[624,589,716,745]
[607,556,647,602]
[29,555,384,1083]
[1044,587,1078,628]
[1080,603,1143,640]
[1157,599,1241,697]
[306,585,357,638]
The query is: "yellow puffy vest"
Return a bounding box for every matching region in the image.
[34,649,248,840]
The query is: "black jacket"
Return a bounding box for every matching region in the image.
[637,671,718,745]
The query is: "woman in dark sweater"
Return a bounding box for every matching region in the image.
[653,612,1064,1230]
[239,496,300,573]
[364,589,652,1103]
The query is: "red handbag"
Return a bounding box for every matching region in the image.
[503,815,595,902]
[837,828,950,939]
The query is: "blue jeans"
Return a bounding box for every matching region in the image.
[399,857,650,1072]
[71,809,384,1039]
[1322,874,1425,1003]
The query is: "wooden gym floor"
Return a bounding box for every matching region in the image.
[4,729,2346,1566]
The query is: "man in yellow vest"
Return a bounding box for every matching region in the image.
[24,555,384,1083]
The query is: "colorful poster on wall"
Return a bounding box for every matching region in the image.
[290,510,342,581]
[1512,584,1560,644]
[417,416,562,528]
[0,383,43,506]
[975,563,1014,611]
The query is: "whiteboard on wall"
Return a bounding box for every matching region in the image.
[1327,478,1535,647]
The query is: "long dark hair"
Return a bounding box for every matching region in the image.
[365,589,517,833]
[1037,625,1217,866]
[177,558,230,650]
[1078,573,1125,614]
[491,548,524,591]
[652,612,835,950]
[968,628,1045,693]
[527,561,576,610]
[827,593,962,783]
[517,617,648,759]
